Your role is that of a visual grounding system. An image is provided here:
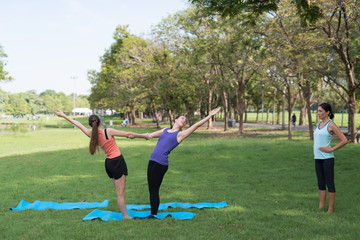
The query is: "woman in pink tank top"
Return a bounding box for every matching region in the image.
[54,110,150,219]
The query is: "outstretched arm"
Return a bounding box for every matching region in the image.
[107,128,150,140]
[177,107,221,143]
[54,110,91,137]
[148,128,166,139]
[319,122,348,152]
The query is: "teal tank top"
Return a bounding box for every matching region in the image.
[313,120,334,159]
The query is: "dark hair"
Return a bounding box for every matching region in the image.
[88,115,100,155]
[174,115,184,122]
[319,103,334,119]
[173,114,186,130]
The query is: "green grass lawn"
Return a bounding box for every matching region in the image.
[1,127,359,239]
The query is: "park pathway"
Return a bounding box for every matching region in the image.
[212,121,349,133]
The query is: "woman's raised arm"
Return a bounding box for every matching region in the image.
[148,128,166,139]
[177,107,221,143]
[54,110,91,137]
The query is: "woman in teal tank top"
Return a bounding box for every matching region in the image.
[314,103,347,213]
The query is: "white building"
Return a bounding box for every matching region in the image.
[72,108,93,116]
[93,108,116,116]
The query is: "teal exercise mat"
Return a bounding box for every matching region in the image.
[126,201,228,210]
[82,209,196,221]
[9,200,109,211]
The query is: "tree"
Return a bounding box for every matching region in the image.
[151,9,213,126]
[76,95,90,108]
[189,0,321,23]
[192,0,360,142]
[23,90,43,115]
[311,0,360,143]
[146,40,182,128]
[113,36,152,124]
[0,45,12,82]
[164,9,220,128]
[190,0,278,18]
[89,26,155,124]
[40,89,57,97]
[88,26,134,118]
[57,92,72,113]
[6,93,30,116]
[220,14,267,134]
[41,95,61,114]
[0,88,9,113]
[263,0,332,140]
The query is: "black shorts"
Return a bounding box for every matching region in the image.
[105,155,128,180]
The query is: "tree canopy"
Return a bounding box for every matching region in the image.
[0,45,12,82]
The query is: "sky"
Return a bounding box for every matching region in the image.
[0,0,189,95]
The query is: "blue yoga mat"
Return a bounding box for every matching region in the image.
[9,200,109,211]
[126,201,228,210]
[82,209,196,221]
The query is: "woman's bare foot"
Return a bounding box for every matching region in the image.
[123,215,133,219]
[327,208,334,213]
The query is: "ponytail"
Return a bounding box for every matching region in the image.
[88,115,100,155]
[319,103,334,120]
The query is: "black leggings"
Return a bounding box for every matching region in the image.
[315,158,335,193]
[147,160,168,215]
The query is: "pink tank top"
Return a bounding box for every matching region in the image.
[98,129,121,159]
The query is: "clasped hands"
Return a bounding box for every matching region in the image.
[128,133,152,140]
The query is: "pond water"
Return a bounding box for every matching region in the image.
[0,124,42,134]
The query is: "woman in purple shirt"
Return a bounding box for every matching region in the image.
[147,107,221,217]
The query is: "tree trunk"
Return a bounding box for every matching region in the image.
[234,107,238,124]
[255,108,260,123]
[286,80,299,141]
[207,88,214,129]
[237,81,246,134]
[347,89,357,143]
[222,90,229,131]
[300,76,314,140]
[228,90,232,119]
[287,90,293,141]
[130,106,136,125]
[299,89,306,126]
[187,110,195,126]
[266,103,270,124]
[244,101,248,123]
[168,109,173,129]
[316,81,323,126]
[281,87,286,130]
[346,65,358,143]
[273,88,277,125]
[152,100,161,129]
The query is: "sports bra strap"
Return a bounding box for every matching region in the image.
[104,128,109,140]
